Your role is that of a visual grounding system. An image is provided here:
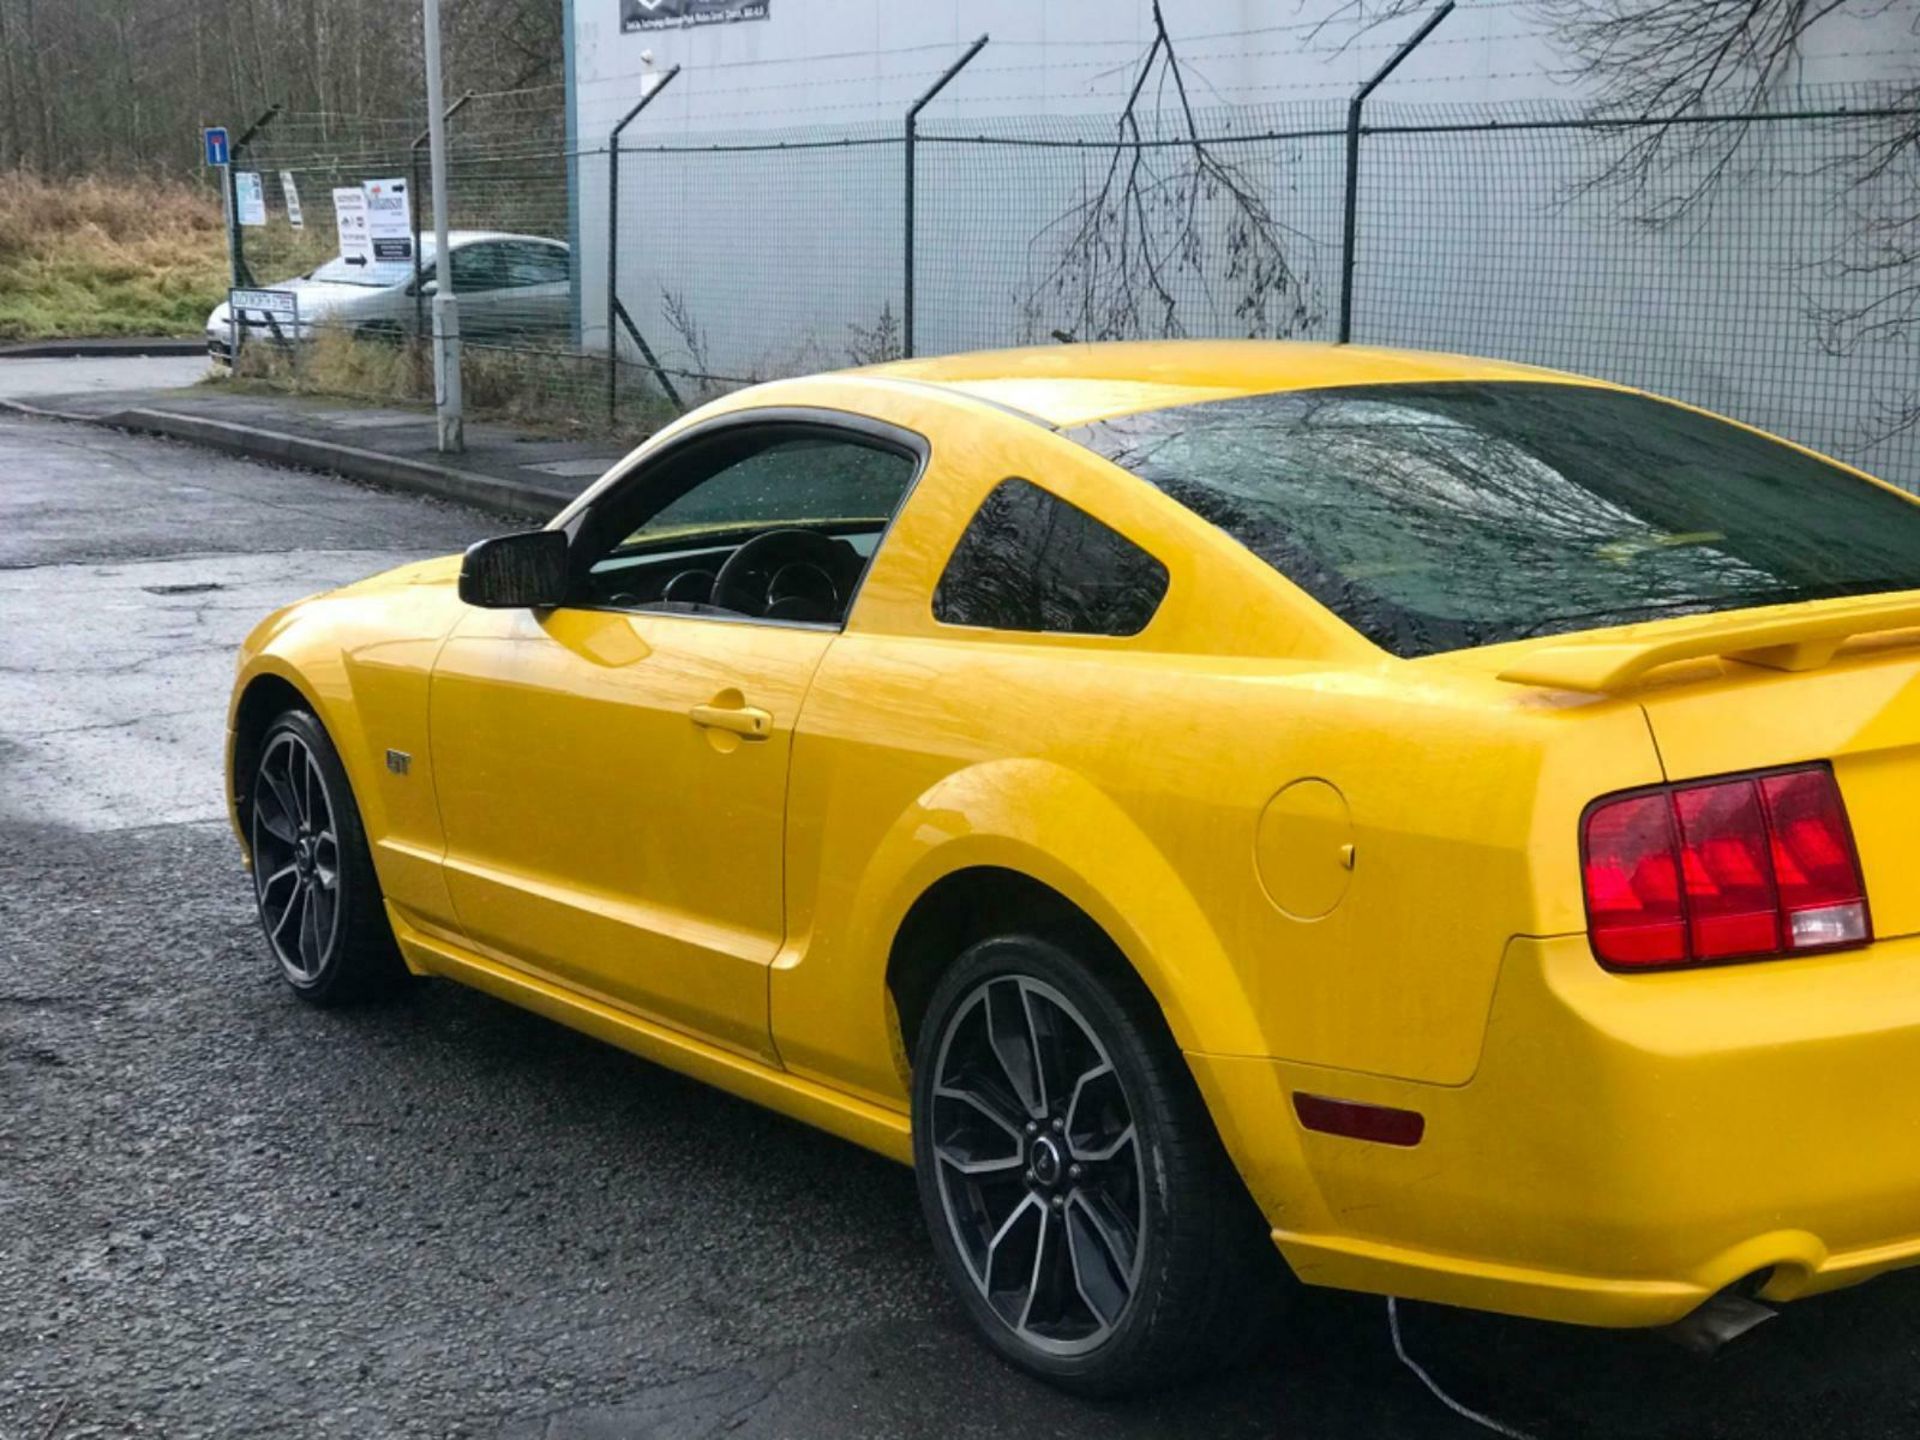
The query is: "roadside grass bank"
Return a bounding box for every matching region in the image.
[223,329,672,443]
[0,172,226,340]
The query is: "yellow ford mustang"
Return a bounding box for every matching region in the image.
[228,341,1920,1393]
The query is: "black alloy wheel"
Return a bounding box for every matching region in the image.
[252,727,342,986]
[248,709,405,1005]
[926,972,1146,1356]
[912,934,1277,1395]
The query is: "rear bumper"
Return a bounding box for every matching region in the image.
[1192,931,1920,1328]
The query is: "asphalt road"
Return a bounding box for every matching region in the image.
[0,353,209,400]
[6,411,1920,1440]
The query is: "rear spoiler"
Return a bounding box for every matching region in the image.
[1498,592,1920,694]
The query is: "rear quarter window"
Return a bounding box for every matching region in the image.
[933,477,1169,637]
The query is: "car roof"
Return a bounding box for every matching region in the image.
[862,339,1600,428]
[433,230,567,251]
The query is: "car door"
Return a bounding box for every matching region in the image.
[427,415,925,1060]
[499,240,572,339]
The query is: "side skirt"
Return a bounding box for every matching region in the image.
[386,904,914,1166]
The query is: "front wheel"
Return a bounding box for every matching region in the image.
[249,708,406,1005]
[911,934,1275,1395]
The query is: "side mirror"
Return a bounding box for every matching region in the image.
[418,277,438,297]
[458,530,569,609]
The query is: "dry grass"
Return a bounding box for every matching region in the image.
[0,170,227,340]
[233,325,429,398]
[228,329,673,444]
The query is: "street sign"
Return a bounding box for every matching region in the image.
[364,177,413,262]
[332,186,372,266]
[229,288,297,321]
[225,287,299,363]
[203,126,229,167]
[280,172,304,229]
[234,171,267,227]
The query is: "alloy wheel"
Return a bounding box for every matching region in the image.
[928,974,1147,1357]
[250,730,342,985]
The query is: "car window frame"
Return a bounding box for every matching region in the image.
[559,406,932,634]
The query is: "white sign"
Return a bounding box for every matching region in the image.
[280,171,304,229]
[363,177,412,262]
[229,288,298,320]
[234,171,267,227]
[332,186,372,266]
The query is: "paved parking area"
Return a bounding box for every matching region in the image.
[5,411,1920,1439]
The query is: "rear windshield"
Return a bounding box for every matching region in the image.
[1071,382,1920,657]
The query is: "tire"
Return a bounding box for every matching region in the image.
[911,934,1276,1396]
[248,708,407,1006]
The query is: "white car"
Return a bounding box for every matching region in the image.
[207,230,571,363]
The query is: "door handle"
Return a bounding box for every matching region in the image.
[689,703,773,740]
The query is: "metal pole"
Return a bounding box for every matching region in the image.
[227,103,281,292]
[223,163,242,290]
[903,35,987,359]
[423,0,462,452]
[413,90,472,347]
[1338,0,1452,344]
[606,65,681,427]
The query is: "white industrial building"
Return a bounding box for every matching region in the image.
[557,0,1917,483]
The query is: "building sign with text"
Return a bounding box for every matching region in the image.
[623,0,767,33]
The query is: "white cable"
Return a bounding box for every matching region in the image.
[1388,1297,1539,1440]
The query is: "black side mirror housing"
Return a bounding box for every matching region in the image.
[458,530,570,609]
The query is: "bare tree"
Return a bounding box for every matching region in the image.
[0,0,564,175]
[1022,2,1322,344]
[1312,0,1920,439]
[1310,2,1917,208]
[1530,1,1919,440]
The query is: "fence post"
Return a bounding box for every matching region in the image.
[903,35,988,360]
[412,90,474,348]
[606,65,681,428]
[1338,2,1452,344]
[227,103,282,292]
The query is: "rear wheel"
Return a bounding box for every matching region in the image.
[249,708,406,1005]
[911,934,1274,1395]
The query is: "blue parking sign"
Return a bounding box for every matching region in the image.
[203,127,230,166]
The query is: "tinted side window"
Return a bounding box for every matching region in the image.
[504,242,569,286]
[449,244,508,291]
[626,435,914,543]
[933,477,1168,636]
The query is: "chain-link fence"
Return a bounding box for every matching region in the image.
[216,82,1920,490]
[1348,90,1920,491]
[212,94,633,437]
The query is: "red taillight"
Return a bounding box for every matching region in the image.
[1581,764,1870,970]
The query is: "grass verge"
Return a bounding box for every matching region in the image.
[0,171,227,340]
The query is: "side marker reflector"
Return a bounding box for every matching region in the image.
[1293,1092,1425,1147]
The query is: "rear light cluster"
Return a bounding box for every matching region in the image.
[1581,763,1871,969]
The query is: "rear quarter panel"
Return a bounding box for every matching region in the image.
[765,379,1667,1103]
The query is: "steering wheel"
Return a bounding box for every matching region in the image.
[711,528,847,617]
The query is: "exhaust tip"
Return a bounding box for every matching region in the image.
[1658,1289,1777,1356]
